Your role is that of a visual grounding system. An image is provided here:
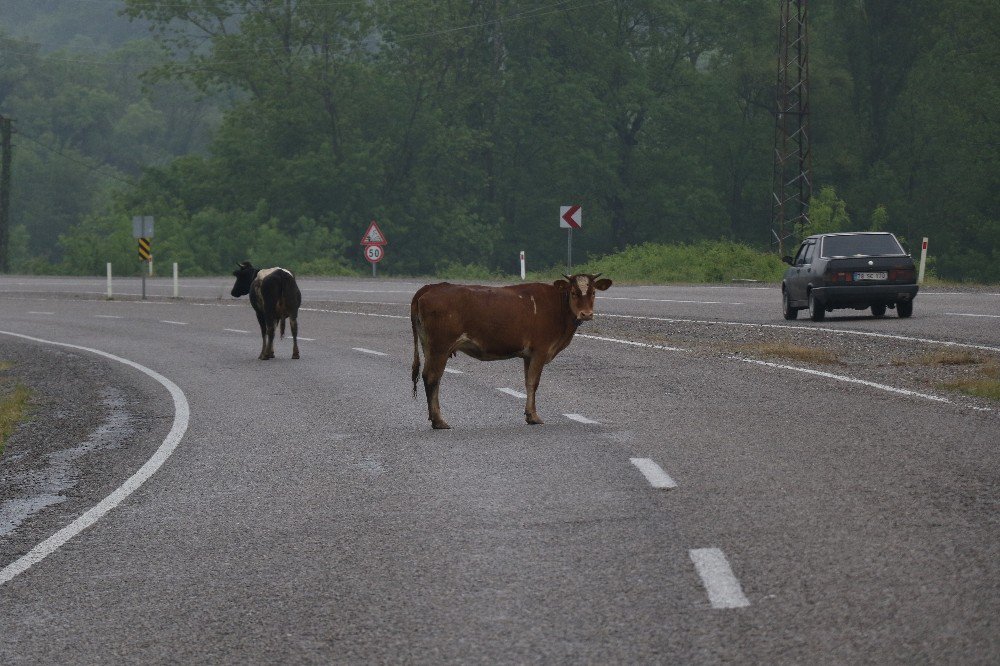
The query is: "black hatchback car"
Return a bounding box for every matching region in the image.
[781,232,919,321]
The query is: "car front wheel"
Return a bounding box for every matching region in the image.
[897,300,913,318]
[808,292,825,321]
[783,289,798,320]
[871,304,886,318]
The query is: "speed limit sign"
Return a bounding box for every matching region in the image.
[365,244,384,263]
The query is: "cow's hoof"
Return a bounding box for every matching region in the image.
[431,420,451,430]
[292,353,300,359]
[526,415,545,425]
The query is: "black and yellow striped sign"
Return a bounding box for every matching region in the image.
[138,237,151,261]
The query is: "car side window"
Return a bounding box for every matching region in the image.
[793,243,809,266]
[795,242,815,266]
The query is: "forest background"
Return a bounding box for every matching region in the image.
[0,0,996,282]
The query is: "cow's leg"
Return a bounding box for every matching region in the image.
[422,352,450,429]
[289,315,299,359]
[523,355,546,425]
[255,309,268,360]
[264,319,277,360]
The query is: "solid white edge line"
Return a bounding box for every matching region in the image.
[689,548,751,609]
[0,331,190,587]
[737,357,956,404]
[564,413,599,424]
[629,458,677,489]
[301,307,409,320]
[497,387,527,399]
[944,313,1000,318]
[353,347,387,356]
[576,333,685,352]
[601,313,1000,354]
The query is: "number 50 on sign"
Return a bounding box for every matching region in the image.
[365,245,384,263]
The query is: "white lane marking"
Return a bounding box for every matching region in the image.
[600,296,743,306]
[497,387,527,399]
[738,357,958,405]
[28,311,55,315]
[353,347,387,356]
[296,337,315,342]
[302,307,408,320]
[945,312,1000,319]
[602,313,1000,354]
[94,315,123,319]
[564,413,599,424]
[689,548,751,609]
[576,333,686,352]
[629,458,677,489]
[224,328,249,333]
[160,320,188,326]
[444,368,464,374]
[0,331,190,587]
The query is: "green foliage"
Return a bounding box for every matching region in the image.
[572,241,787,284]
[2,2,997,283]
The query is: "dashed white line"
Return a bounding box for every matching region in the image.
[28,311,54,315]
[95,315,123,319]
[0,331,190,587]
[296,337,315,342]
[302,307,408,320]
[223,328,249,333]
[444,368,464,374]
[600,296,744,306]
[564,413,599,424]
[497,387,527,399]
[353,347,387,356]
[160,320,188,326]
[689,548,751,609]
[630,458,677,489]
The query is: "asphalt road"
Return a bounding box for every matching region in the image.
[0,275,997,664]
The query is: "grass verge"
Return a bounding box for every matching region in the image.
[941,362,1000,402]
[0,361,32,457]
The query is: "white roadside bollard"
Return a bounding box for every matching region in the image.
[173,262,179,298]
[520,250,526,280]
[917,237,928,284]
[106,262,112,299]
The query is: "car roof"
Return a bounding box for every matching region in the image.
[804,231,896,240]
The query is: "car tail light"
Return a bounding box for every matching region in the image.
[828,271,853,284]
[889,268,914,282]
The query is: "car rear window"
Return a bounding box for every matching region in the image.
[821,234,903,257]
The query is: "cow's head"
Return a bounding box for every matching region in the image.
[231,261,258,298]
[555,273,613,324]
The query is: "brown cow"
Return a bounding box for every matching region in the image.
[410,273,612,429]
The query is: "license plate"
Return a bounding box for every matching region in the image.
[854,271,887,281]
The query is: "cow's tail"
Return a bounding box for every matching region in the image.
[279,317,286,339]
[410,300,421,399]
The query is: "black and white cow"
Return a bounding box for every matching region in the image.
[231,261,302,360]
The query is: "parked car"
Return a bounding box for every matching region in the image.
[781,232,919,321]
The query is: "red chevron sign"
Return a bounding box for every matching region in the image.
[560,205,581,229]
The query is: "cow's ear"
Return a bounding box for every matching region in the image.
[594,278,612,291]
[553,278,570,291]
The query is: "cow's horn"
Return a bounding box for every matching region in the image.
[562,273,572,281]
[593,273,602,279]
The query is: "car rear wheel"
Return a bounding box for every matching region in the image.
[808,292,825,321]
[897,300,913,318]
[782,289,798,320]
[871,304,886,318]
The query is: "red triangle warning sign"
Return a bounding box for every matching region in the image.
[361,220,387,245]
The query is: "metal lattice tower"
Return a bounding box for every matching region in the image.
[771,0,811,256]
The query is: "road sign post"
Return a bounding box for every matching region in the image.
[361,220,388,278]
[560,205,582,272]
[918,237,929,284]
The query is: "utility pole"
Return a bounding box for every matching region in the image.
[771,0,811,256]
[0,114,12,273]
